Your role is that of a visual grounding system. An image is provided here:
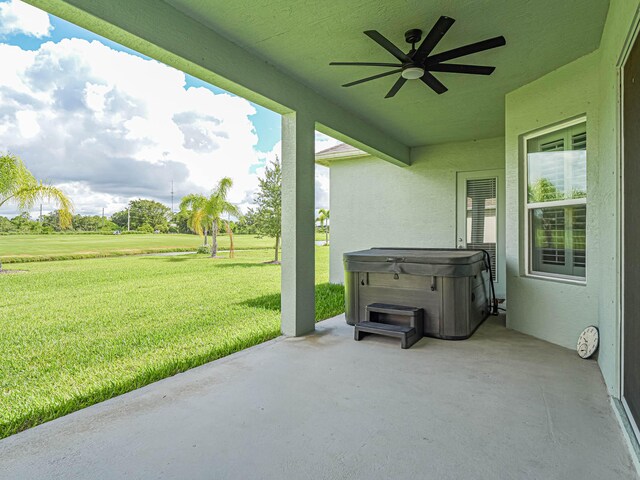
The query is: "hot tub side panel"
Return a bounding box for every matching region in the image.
[344,271,358,325]
[344,271,490,340]
[354,273,442,334]
[440,274,490,339]
[343,249,491,340]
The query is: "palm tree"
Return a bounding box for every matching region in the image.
[316,212,324,239]
[224,219,235,258]
[179,193,210,247]
[317,208,330,245]
[0,154,73,271]
[179,177,240,257]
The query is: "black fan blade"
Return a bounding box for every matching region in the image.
[385,77,407,98]
[421,71,448,94]
[427,36,506,64]
[364,30,411,62]
[413,16,455,64]
[343,68,403,87]
[428,64,495,75]
[330,62,403,67]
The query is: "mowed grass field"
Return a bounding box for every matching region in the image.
[0,247,343,438]
[0,233,282,263]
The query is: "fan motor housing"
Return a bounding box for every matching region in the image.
[404,29,422,45]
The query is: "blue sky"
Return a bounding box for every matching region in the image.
[0,0,335,217]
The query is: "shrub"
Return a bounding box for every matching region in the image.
[196,245,210,254]
[137,223,154,234]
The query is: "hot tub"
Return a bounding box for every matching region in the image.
[344,248,491,340]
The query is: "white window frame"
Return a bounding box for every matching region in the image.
[522,116,587,284]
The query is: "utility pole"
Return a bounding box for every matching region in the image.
[171,181,174,213]
[102,207,105,228]
[127,206,130,231]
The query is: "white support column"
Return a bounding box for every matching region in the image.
[281,112,316,336]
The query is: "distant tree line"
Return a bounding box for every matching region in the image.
[110,199,173,233]
[0,197,262,236]
[0,198,182,234]
[0,153,284,247]
[0,212,117,234]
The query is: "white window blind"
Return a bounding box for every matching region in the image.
[466,177,497,280]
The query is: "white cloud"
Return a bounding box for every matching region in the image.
[15,110,40,138]
[314,132,341,153]
[0,0,52,38]
[314,133,340,210]
[315,165,330,210]
[0,36,333,219]
[244,136,335,212]
[0,38,266,216]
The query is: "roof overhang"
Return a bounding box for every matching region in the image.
[315,144,370,167]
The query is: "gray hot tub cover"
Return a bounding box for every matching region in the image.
[343,248,486,277]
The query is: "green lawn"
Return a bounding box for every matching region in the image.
[0,233,279,263]
[0,247,344,438]
[315,230,329,243]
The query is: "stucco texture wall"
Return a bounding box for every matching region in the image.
[505,52,601,354]
[329,137,505,289]
[505,0,640,396]
[596,0,640,395]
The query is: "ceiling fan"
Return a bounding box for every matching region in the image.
[330,16,506,98]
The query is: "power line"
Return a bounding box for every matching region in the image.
[171,180,174,213]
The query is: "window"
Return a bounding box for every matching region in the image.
[525,120,586,280]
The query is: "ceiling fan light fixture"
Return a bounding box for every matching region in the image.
[401,66,425,80]
[330,16,506,97]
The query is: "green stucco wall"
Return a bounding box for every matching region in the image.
[504,51,601,355]
[329,137,506,296]
[596,0,639,396]
[505,0,640,396]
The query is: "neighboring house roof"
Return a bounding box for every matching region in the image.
[315,142,370,166]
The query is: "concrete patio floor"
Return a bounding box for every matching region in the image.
[0,315,637,479]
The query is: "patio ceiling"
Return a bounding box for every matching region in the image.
[25,0,609,158]
[165,0,610,146]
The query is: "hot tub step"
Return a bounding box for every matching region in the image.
[366,303,422,316]
[355,302,424,349]
[354,321,419,349]
[355,321,415,336]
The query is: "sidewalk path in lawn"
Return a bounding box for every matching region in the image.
[142,249,266,257]
[142,251,196,257]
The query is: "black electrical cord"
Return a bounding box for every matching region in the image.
[479,249,499,316]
